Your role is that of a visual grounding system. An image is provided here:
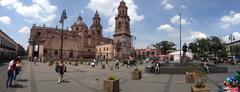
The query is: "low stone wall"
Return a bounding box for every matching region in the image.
[208,67,228,73]
[145,63,228,74]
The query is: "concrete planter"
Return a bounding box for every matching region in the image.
[191,85,209,92]
[103,79,119,92]
[186,72,196,83]
[132,70,142,80]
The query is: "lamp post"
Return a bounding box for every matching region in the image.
[179,12,182,62]
[229,33,235,62]
[30,37,35,61]
[59,10,67,60]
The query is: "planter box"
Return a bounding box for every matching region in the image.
[103,79,119,92]
[191,85,209,92]
[186,72,196,83]
[132,70,142,80]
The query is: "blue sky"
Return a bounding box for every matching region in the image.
[0,0,240,50]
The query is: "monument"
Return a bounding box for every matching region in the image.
[181,43,188,64]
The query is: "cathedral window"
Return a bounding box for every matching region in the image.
[37,32,41,36]
[118,22,121,28]
[76,27,79,31]
[55,50,58,55]
[64,37,67,39]
[88,38,91,46]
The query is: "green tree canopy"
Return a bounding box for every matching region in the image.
[188,36,226,60]
[153,40,176,55]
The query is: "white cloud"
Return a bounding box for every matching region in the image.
[189,31,207,39]
[0,0,17,6]
[180,5,187,9]
[87,0,144,32]
[219,11,240,29]
[0,16,11,24]
[19,26,30,33]
[0,0,57,23]
[164,4,174,10]
[161,0,174,10]
[157,24,175,32]
[222,32,240,43]
[170,15,187,25]
[182,31,208,44]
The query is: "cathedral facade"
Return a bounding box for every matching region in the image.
[28,0,131,60]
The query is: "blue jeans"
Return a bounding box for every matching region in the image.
[6,70,14,88]
[14,68,20,80]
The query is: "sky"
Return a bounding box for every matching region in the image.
[1,0,240,50]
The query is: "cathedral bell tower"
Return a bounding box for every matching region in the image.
[90,11,102,37]
[113,0,132,58]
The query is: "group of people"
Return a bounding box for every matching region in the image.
[6,57,22,88]
[126,56,137,68]
[149,61,160,74]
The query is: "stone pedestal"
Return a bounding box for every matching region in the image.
[191,85,209,92]
[186,72,196,83]
[103,79,119,92]
[132,70,142,80]
[181,56,188,64]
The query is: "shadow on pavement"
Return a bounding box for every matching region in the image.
[61,80,70,83]
[17,79,29,82]
[11,83,27,88]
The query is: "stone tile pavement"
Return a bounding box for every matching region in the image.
[0,60,238,92]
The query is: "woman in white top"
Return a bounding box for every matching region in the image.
[14,60,22,80]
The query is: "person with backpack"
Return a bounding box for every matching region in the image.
[6,57,19,88]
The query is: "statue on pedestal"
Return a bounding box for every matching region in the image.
[181,43,188,64]
[182,43,188,57]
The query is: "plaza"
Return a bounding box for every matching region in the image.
[1,0,240,92]
[0,60,238,92]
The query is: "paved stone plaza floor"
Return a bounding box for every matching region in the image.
[0,60,239,92]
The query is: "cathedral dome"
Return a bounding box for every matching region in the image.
[74,16,86,26]
[120,0,126,6]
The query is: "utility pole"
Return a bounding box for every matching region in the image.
[180,12,182,62]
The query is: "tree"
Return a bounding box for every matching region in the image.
[188,36,227,60]
[232,45,240,60]
[209,36,225,57]
[153,41,176,55]
[188,42,198,59]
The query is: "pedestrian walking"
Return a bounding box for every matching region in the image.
[155,62,160,74]
[91,59,95,68]
[56,60,65,84]
[203,62,209,73]
[115,59,120,69]
[6,57,19,88]
[34,56,38,65]
[14,60,22,80]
